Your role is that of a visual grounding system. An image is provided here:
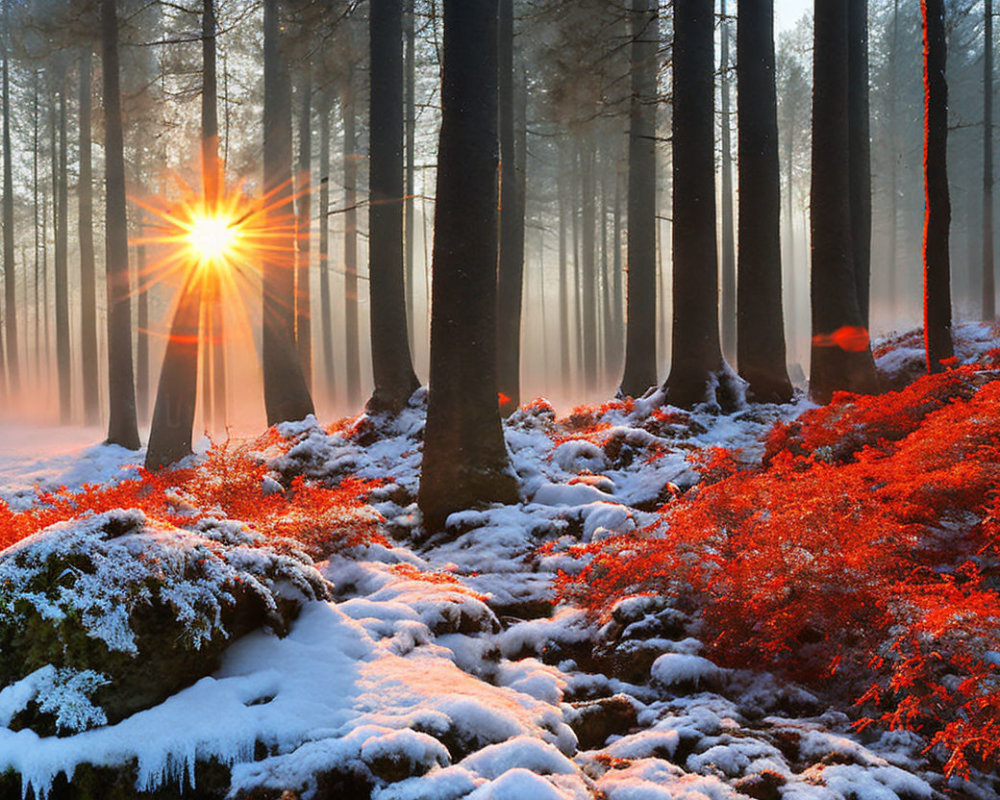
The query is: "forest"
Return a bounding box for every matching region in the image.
[0,0,999,798]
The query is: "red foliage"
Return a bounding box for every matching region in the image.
[0,431,385,559]
[555,365,1000,777]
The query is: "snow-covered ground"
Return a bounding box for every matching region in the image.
[1,323,997,800]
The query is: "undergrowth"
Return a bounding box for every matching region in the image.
[553,350,1000,779]
[0,430,385,558]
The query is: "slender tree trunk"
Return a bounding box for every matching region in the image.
[601,170,614,383]
[984,0,995,322]
[664,0,737,409]
[620,0,658,398]
[405,0,417,351]
[296,70,313,389]
[368,0,420,413]
[558,159,571,388]
[2,6,17,394]
[101,0,140,449]
[886,0,900,320]
[262,0,315,425]
[318,88,335,401]
[580,138,597,393]
[611,162,624,377]
[497,0,525,414]
[922,0,954,370]
[32,75,39,389]
[419,0,517,534]
[736,0,792,403]
[848,0,872,329]
[136,221,149,425]
[343,69,361,410]
[719,0,736,364]
[78,46,99,425]
[809,0,878,402]
[54,69,71,423]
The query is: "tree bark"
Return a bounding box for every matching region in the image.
[719,0,736,364]
[405,0,417,351]
[848,0,871,329]
[368,0,420,413]
[419,0,517,534]
[558,156,571,388]
[54,68,71,423]
[664,0,737,409]
[736,0,792,403]
[318,88,335,400]
[296,70,313,390]
[497,0,526,415]
[922,0,954,371]
[808,0,878,403]
[2,5,17,394]
[262,0,315,425]
[620,0,658,398]
[580,138,598,393]
[343,68,361,410]
[984,0,995,322]
[101,0,140,449]
[78,45,99,425]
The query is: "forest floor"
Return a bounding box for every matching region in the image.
[0,323,998,800]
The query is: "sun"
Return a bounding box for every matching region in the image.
[186,213,240,266]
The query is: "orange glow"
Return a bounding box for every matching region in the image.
[186,213,240,267]
[812,326,870,353]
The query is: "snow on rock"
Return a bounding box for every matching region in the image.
[650,654,727,692]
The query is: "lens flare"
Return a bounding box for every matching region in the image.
[187,214,239,265]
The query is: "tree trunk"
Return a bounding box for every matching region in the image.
[101,0,140,449]
[848,0,871,329]
[343,69,361,410]
[719,0,736,364]
[262,0,315,425]
[368,0,420,413]
[984,0,995,322]
[497,0,525,415]
[886,0,900,321]
[78,45,99,425]
[611,162,624,378]
[318,88,335,400]
[2,6,17,394]
[145,274,202,470]
[419,0,516,534]
[136,224,149,425]
[580,138,598,394]
[54,68,71,423]
[558,158,571,388]
[296,70,313,389]
[664,0,737,409]
[736,0,792,403]
[922,0,954,370]
[620,0,658,398]
[404,0,417,351]
[808,0,878,402]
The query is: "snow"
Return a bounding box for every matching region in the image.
[2,324,998,798]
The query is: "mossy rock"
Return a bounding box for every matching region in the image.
[0,510,330,736]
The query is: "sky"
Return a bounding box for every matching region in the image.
[775,0,812,32]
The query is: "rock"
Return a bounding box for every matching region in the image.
[732,770,786,800]
[569,695,639,750]
[0,511,330,736]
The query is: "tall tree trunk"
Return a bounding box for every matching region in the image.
[368,0,420,413]
[984,0,995,322]
[318,88,335,400]
[296,70,313,389]
[343,68,361,410]
[736,0,792,403]
[497,0,525,414]
[78,46,99,425]
[418,0,516,534]
[2,5,17,394]
[404,0,417,351]
[32,74,39,390]
[620,0,658,398]
[262,0,315,425]
[808,0,878,402]
[886,0,900,320]
[136,218,149,425]
[101,0,140,449]
[719,0,736,364]
[580,138,598,393]
[664,0,737,409]
[54,68,71,423]
[848,0,872,329]
[922,0,954,370]
[611,162,624,377]
[558,158,571,388]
